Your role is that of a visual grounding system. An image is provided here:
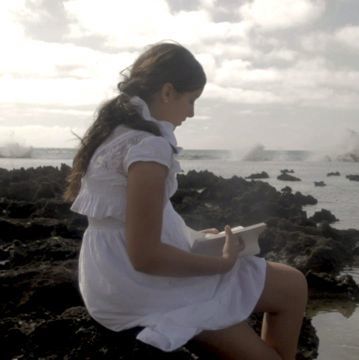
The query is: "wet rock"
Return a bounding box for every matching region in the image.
[245,171,269,179]
[0,217,76,242]
[280,169,295,174]
[306,271,359,300]
[314,181,326,187]
[281,185,292,193]
[176,171,315,230]
[346,174,359,181]
[277,173,301,181]
[259,218,357,276]
[3,166,359,359]
[309,209,338,224]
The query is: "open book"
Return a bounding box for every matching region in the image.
[186,223,267,257]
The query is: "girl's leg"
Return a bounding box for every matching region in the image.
[254,261,308,360]
[192,321,281,360]
[192,261,307,360]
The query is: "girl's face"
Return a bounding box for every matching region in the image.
[150,85,203,127]
[167,88,203,127]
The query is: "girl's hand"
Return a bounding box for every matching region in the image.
[222,225,245,269]
[200,228,220,234]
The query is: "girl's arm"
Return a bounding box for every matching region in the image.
[125,161,235,277]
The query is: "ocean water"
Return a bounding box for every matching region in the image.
[1,147,359,359]
[2,148,357,229]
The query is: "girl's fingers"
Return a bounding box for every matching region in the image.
[200,228,220,234]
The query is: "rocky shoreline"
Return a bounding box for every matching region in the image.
[1,165,358,359]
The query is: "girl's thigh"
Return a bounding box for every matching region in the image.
[254,261,308,313]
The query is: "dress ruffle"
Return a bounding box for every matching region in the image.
[70,178,127,221]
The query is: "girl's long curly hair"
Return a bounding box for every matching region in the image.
[63,41,206,202]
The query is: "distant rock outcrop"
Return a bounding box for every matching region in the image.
[346,174,359,181]
[245,171,270,179]
[314,181,326,187]
[277,173,301,181]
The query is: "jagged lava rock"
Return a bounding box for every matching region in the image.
[3,166,359,359]
[245,171,269,179]
[277,173,301,181]
[346,174,359,181]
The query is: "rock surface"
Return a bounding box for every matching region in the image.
[277,173,302,181]
[2,165,359,359]
[346,174,359,181]
[245,171,270,179]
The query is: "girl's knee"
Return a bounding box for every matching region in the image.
[281,264,308,306]
[266,262,308,307]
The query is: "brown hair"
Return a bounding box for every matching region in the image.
[63,41,206,202]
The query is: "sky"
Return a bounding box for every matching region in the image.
[1,0,359,151]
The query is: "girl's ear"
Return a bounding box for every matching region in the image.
[160,82,176,104]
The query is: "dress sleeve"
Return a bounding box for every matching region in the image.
[123,135,173,173]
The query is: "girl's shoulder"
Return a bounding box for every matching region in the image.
[111,125,171,150]
[112,124,151,140]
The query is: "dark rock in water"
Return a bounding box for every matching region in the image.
[314,181,326,187]
[245,171,269,179]
[280,169,295,174]
[175,171,315,229]
[309,209,338,224]
[327,171,340,177]
[346,174,359,181]
[260,218,358,277]
[277,173,301,181]
[306,272,359,300]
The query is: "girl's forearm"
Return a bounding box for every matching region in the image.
[135,242,233,277]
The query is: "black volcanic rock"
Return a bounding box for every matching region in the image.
[277,173,301,181]
[2,166,359,360]
[309,209,338,224]
[280,169,295,174]
[245,171,270,179]
[346,174,359,181]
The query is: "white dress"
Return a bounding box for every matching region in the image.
[71,98,267,352]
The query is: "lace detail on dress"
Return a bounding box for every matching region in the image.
[71,126,181,219]
[89,131,150,175]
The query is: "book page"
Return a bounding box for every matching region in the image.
[187,223,266,257]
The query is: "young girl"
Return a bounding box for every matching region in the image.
[64,42,307,360]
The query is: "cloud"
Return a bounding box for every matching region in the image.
[204,82,282,104]
[239,0,326,30]
[64,0,253,49]
[0,77,115,106]
[64,0,174,47]
[335,25,359,50]
[215,59,281,86]
[0,1,27,44]
[300,31,331,52]
[1,0,359,151]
